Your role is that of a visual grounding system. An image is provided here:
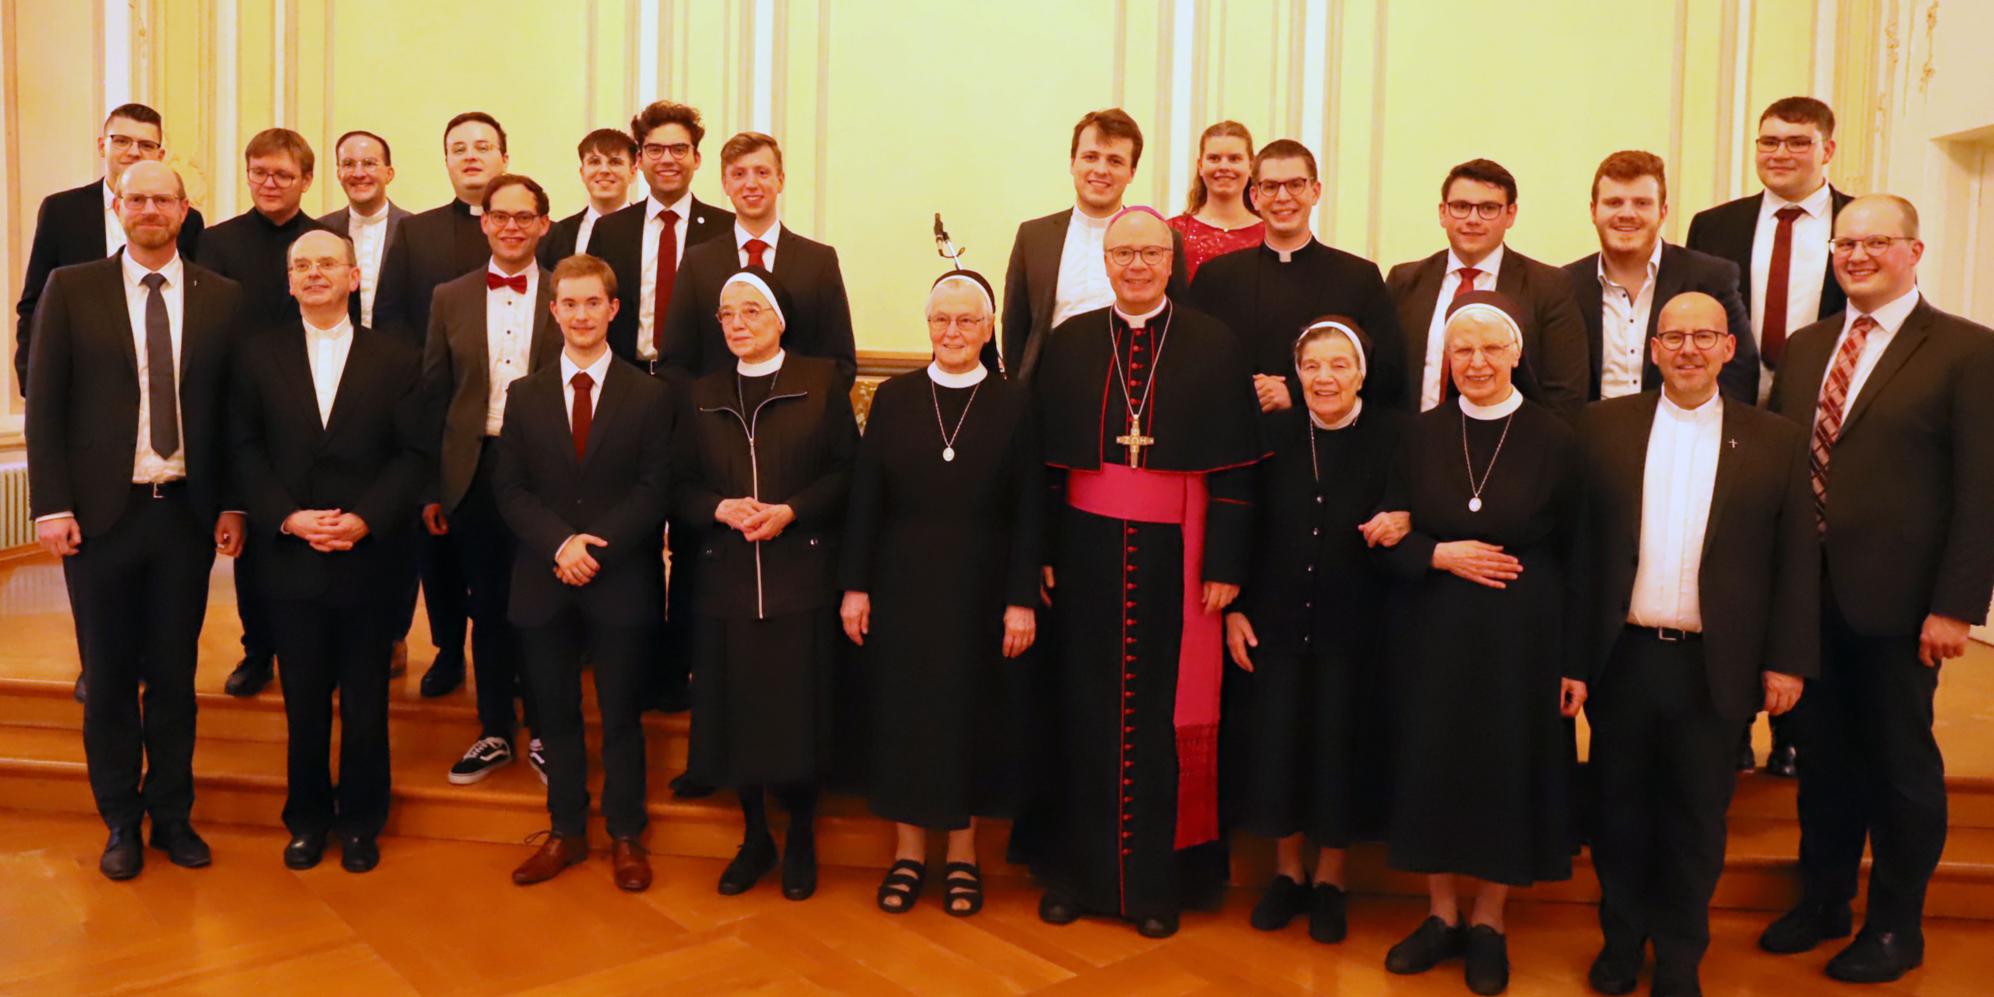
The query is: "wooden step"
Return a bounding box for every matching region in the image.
[4,723,1992,920]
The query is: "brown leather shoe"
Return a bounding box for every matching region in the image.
[611,836,652,892]
[511,831,587,885]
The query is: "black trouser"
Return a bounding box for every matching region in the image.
[456,442,536,740]
[396,522,468,655]
[65,484,215,830]
[520,608,652,838]
[271,595,394,838]
[232,541,277,660]
[1796,598,1947,932]
[1589,628,1737,981]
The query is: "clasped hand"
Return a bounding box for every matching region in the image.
[554,533,608,587]
[283,509,369,552]
[714,497,795,542]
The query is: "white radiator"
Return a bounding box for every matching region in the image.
[0,461,30,549]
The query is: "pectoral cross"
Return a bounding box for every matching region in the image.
[1116,415,1156,467]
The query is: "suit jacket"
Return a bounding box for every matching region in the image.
[998,207,1189,382]
[585,196,733,364]
[536,209,587,271]
[493,357,674,627]
[1574,392,1820,721]
[1386,246,1590,422]
[1563,244,1760,403]
[373,199,491,350]
[197,209,341,329]
[25,252,243,533]
[1684,186,1853,329]
[657,225,857,387]
[317,201,413,257]
[420,267,561,512]
[15,179,206,392]
[231,321,427,603]
[1769,298,1994,634]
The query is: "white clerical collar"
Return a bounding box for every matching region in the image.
[1267,233,1316,263]
[1447,242,1505,278]
[303,315,353,340]
[1309,399,1363,431]
[1764,181,1833,219]
[1071,207,1114,230]
[737,349,786,377]
[1846,286,1921,337]
[927,361,988,388]
[1658,389,1721,422]
[735,220,782,250]
[649,191,691,223]
[560,348,612,387]
[1114,298,1169,328]
[120,249,184,288]
[350,201,392,225]
[1458,387,1523,420]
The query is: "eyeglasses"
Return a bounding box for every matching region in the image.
[1444,200,1509,220]
[447,141,500,157]
[485,210,543,229]
[1654,330,1725,351]
[119,193,183,210]
[1448,343,1516,362]
[288,259,352,276]
[248,167,302,188]
[717,303,771,324]
[1830,235,1913,256]
[106,134,163,155]
[926,314,988,331]
[1756,136,1817,153]
[642,142,694,161]
[1105,246,1171,267]
[1254,177,1314,199]
[337,158,385,173]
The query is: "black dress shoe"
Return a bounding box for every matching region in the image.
[420,648,465,698]
[1250,874,1309,931]
[1038,892,1081,925]
[1136,914,1178,938]
[670,772,715,799]
[1650,971,1703,996]
[1587,940,1643,994]
[647,685,691,714]
[224,655,275,697]
[1825,929,1923,984]
[1733,726,1756,772]
[1464,924,1510,995]
[1758,900,1852,954]
[1308,883,1348,943]
[148,821,212,868]
[1764,741,1798,779]
[780,835,817,900]
[716,834,776,895]
[339,833,380,873]
[100,825,143,880]
[284,830,327,870]
[73,673,87,705]
[1386,916,1465,974]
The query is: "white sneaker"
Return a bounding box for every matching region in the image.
[448,736,514,785]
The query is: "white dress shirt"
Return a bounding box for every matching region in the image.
[124,251,187,483]
[1629,391,1723,630]
[1597,240,1663,400]
[559,348,613,430]
[1751,183,1833,398]
[734,219,782,270]
[1421,244,1505,411]
[575,205,606,260]
[1816,286,1920,423]
[635,193,691,361]
[344,201,393,327]
[102,181,127,256]
[1052,209,1115,330]
[302,315,354,426]
[484,262,539,436]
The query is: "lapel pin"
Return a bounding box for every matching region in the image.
[1728,439,1738,448]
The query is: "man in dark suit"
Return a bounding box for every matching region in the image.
[1758,194,1994,984]
[421,173,561,787]
[536,128,637,271]
[1565,150,1759,404]
[496,254,672,893]
[375,111,510,698]
[999,107,1187,382]
[230,229,426,874]
[15,102,206,706]
[1686,96,1854,776]
[319,130,411,331]
[26,161,245,880]
[1387,158,1588,422]
[1575,291,1817,996]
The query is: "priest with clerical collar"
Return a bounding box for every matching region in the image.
[1026,205,1266,939]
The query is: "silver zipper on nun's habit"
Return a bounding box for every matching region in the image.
[702,380,807,621]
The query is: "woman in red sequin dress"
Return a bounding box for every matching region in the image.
[1168,120,1264,280]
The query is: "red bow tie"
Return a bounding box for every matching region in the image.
[486,271,528,294]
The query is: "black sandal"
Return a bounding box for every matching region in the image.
[876,859,926,914]
[943,861,984,917]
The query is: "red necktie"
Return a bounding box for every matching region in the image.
[1451,266,1482,305]
[486,271,527,294]
[1761,205,1807,368]
[744,238,769,270]
[1440,267,1482,401]
[652,209,678,355]
[570,370,594,460]
[1809,315,1875,533]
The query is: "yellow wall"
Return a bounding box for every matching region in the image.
[1,0,1873,434]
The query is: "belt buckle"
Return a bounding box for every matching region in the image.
[1656,626,1685,643]
[647,359,661,376]
[150,481,164,499]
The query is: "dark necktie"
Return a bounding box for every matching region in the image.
[1761,205,1807,368]
[653,209,679,355]
[1809,315,1876,533]
[486,271,528,294]
[570,370,594,460]
[140,272,179,459]
[744,238,769,270]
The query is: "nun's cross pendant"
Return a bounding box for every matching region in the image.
[1117,416,1155,467]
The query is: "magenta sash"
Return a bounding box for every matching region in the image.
[1066,463,1221,849]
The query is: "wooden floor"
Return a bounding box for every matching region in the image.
[5,809,1993,996]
